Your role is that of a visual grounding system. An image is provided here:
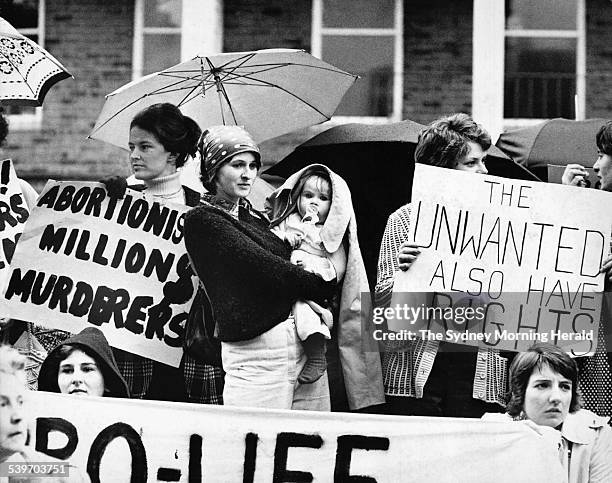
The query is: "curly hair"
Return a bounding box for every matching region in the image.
[506,343,581,418]
[414,113,491,168]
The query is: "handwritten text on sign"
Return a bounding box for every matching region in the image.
[391,165,612,353]
[0,181,196,366]
[26,392,564,482]
[0,159,32,290]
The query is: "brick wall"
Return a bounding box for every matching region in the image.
[3,0,133,190]
[4,0,610,189]
[586,0,612,118]
[402,0,474,124]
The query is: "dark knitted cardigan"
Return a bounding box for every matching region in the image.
[184,203,335,342]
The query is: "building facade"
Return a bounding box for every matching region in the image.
[1,0,611,188]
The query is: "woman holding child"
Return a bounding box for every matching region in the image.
[184,126,383,411]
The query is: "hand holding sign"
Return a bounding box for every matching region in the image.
[397,242,421,271]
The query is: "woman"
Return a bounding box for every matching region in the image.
[561,120,612,421]
[37,327,129,398]
[105,102,223,404]
[0,345,89,482]
[484,343,612,482]
[184,125,336,410]
[376,113,508,417]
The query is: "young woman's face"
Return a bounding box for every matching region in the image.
[0,373,27,460]
[594,150,612,192]
[128,126,176,181]
[523,363,572,428]
[57,349,105,397]
[298,176,332,223]
[454,141,488,174]
[214,152,259,203]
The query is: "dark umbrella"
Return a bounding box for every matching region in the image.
[264,120,538,286]
[496,118,607,181]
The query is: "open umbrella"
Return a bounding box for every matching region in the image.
[496,118,607,181]
[264,120,538,285]
[0,17,71,106]
[89,49,357,150]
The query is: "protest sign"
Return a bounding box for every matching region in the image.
[0,159,31,290]
[0,181,196,366]
[387,164,612,353]
[26,391,564,482]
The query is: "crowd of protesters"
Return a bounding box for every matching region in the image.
[1,105,612,481]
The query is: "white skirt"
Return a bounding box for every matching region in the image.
[222,317,330,411]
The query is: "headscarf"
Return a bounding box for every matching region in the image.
[198,125,261,188]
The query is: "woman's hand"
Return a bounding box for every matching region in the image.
[561,164,589,187]
[600,253,612,289]
[397,242,421,271]
[101,176,128,198]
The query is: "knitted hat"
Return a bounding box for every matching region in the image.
[198,125,261,187]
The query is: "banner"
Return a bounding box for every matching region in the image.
[26,392,565,482]
[0,158,31,291]
[389,164,612,353]
[0,181,196,366]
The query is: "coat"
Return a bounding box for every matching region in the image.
[562,409,612,483]
[266,164,385,410]
[483,410,612,482]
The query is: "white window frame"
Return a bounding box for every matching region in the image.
[8,0,45,130]
[132,0,222,81]
[472,0,585,139]
[311,0,403,123]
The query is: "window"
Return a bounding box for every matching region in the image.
[504,0,585,121]
[311,0,403,121]
[132,0,222,80]
[1,0,44,129]
[472,0,585,136]
[133,0,181,78]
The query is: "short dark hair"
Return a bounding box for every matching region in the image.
[414,113,491,168]
[506,343,581,418]
[596,121,612,156]
[130,103,201,168]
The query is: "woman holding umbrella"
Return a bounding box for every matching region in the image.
[185,125,337,410]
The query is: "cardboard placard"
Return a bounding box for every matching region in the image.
[0,159,32,291]
[390,165,612,353]
[0,181,196,366]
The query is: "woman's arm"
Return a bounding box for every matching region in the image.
[374,205,413,307]
[185,207,334,305]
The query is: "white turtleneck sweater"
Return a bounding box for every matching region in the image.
[141,171,186,205]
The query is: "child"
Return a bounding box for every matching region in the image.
[267,163,384,410]
[271,167,347,384]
